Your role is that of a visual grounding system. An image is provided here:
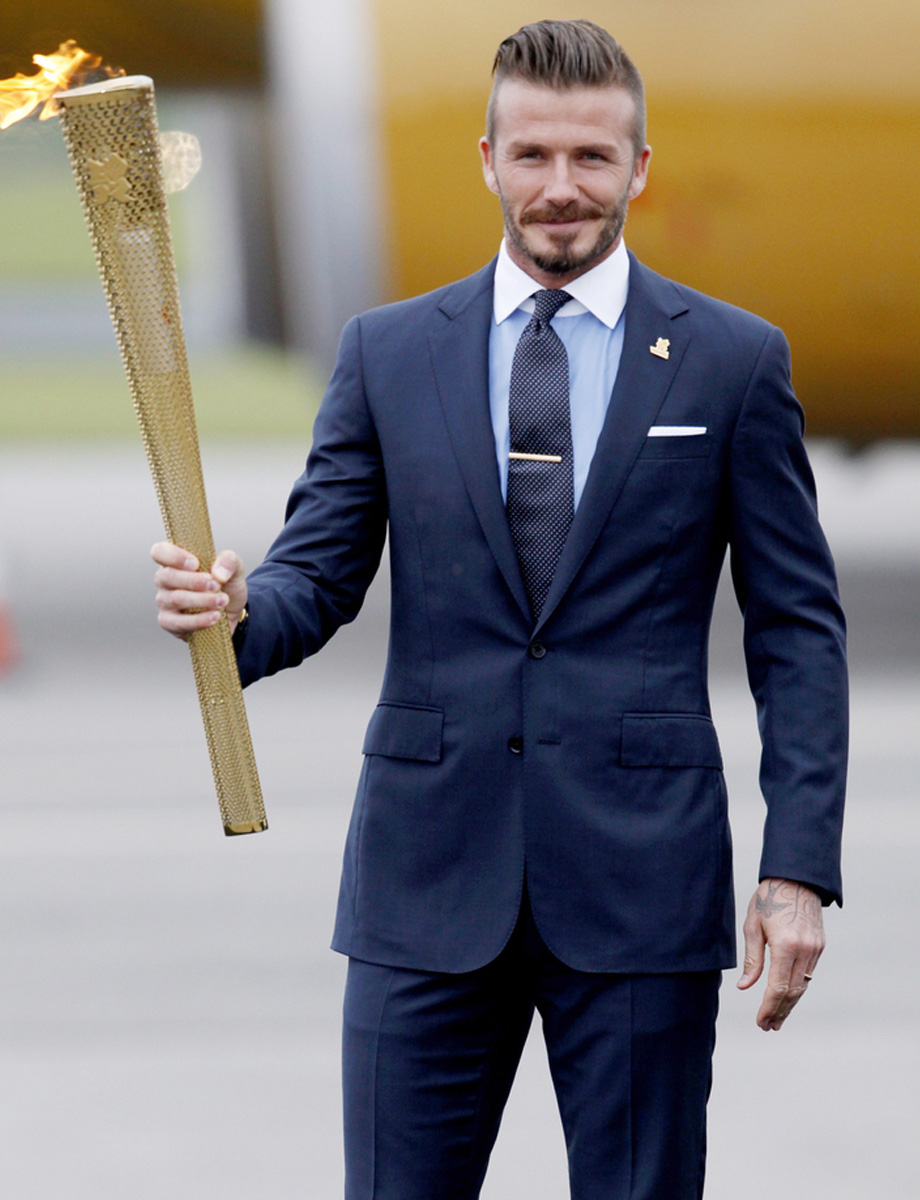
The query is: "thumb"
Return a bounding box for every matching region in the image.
[209,550,248,627]
[738,913,766,991]
[211,550,244,585]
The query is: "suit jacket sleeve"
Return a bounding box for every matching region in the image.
[234,316,388,687]
[728,325,847,905]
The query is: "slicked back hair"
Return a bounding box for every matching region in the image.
[487,20,646,158]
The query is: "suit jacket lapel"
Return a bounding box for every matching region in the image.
[428,262,531,621]
[534,256,692,634]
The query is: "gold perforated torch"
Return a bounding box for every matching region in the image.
[55,75,267,835]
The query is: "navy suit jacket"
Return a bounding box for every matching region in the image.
[235,254,847,975]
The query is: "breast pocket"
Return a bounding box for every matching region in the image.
[637,434,712,460]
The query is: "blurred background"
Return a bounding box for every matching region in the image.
[0,2,917,1198]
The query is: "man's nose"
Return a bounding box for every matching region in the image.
[542,158,579,205]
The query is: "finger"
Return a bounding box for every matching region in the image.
[158,606,227,635]
[156,587,229,615]
[781,928,824,995]
[154,564,224,596]
[151,541,199,571]
[756,947,807,1031]
[757,935,826,1030]
[758,988,806,1031]
[806,938,824,974]
[797,944,823,985]
[800,946,823,987]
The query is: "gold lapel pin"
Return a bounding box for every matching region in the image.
[649,337,670,360]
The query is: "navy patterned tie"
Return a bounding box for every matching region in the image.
[507,288,574,621]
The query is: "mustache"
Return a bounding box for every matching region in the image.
[520,202,606,226]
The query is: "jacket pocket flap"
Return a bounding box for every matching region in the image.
[621,713,722,769]
[362,703,444,763]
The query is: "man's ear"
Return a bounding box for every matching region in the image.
[628,145,652,201]
[479,136,500,196]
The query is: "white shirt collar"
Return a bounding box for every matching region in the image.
[493,237,630,330]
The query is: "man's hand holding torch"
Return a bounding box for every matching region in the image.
[152,543,248,640]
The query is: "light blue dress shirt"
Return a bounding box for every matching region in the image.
[489,239,630,510]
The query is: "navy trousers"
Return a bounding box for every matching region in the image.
[342,891,720,1199]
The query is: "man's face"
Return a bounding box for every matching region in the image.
[480,80,651,285]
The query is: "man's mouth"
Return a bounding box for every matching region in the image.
[523,207,602,228]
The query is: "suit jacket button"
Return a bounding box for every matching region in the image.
[529,642,547,659]
[507,737,524,754]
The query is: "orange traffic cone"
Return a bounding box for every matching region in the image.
[0,602,20,674]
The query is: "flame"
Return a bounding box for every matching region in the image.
[0,41,121,131]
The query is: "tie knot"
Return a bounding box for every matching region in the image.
[532,289,572,326]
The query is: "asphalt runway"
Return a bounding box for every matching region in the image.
[0,440,917,1199]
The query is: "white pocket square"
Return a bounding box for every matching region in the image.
[647,425,707,437]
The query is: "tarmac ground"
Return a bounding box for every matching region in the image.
[0,440,917,1199]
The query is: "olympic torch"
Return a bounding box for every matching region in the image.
[54,75,267,835]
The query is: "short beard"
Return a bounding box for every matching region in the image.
[501,189,630,277]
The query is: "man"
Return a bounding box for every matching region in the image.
[153,20,846,1199]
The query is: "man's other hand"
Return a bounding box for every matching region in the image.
[151,542,248,639]
[737,878,825,1032]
